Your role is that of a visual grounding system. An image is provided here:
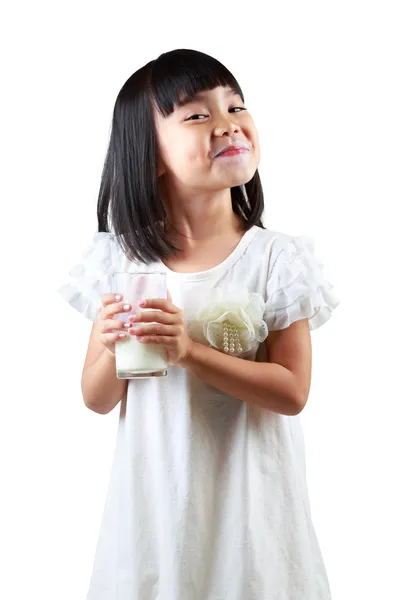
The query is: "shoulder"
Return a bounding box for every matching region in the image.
[81,231,124,273]
[251,226,297,274]
[88,231,120,253]
[252,225,294,249]
[89,231,158,274]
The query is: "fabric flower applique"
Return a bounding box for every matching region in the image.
[187,285,269,357]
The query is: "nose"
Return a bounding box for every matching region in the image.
[213,116,240,137]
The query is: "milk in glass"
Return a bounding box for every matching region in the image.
[111,272,168,378]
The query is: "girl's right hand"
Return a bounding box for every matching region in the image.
[97,293,132,355]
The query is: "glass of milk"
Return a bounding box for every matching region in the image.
[111,271,168,379]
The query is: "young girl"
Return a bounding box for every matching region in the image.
[58,48,340,600]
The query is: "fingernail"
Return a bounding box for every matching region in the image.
[115,294,122,301]
[123,304,131,310]
[139,300,146,307]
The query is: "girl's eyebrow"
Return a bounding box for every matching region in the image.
[176,87,241,108]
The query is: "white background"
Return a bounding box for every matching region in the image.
[1,1,399,598]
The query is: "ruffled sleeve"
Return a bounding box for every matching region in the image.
[264,235,340,331]
[57,232,122,322]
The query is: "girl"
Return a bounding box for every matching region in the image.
[58,48,340,599]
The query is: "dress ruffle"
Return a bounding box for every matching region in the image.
[264,235,340,331]
[57,232,122,321]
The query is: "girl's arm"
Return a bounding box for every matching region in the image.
[180,319,312,416]
[81,322,128,414]
[132,297,312,416]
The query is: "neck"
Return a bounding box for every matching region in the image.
[161,187,245,252]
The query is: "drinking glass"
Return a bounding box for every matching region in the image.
[111,271,168,379]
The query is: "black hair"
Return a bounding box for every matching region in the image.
[97,48,265,264]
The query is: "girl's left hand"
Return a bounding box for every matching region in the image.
[127,291,193,366]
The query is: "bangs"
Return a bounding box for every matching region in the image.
[149,48,245,118]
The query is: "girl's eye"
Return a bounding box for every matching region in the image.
[186,107,247,121]
[186,114,207,121]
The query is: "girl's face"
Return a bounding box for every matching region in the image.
[153,85,260,194]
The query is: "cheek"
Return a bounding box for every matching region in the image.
[244,115,259,143]
[249,128,260,162]
[253,142,261,164]
[178,147,198,165]
[186,146,202,164]
[158,129,206,173]
[162,147,202,177]
[181,130,207,162]
[178,140,206,168]
[249,124,259,148]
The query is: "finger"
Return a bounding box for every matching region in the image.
[101,293,124,307]
[103,318,131,334]
[131,323,182,337]
[167,289,172,303]
[101,331,128,346]
[128,310,176,325]
[103,300,133,319]
[140,297,177,313]
[137,334,177,345]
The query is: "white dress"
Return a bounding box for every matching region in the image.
[57,225,340,600]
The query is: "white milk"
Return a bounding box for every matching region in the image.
[115,334,167,378]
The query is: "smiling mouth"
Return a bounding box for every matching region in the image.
[215,148,251,159]
[218,148,249,157]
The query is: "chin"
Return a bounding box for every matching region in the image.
[229,167,258,187]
